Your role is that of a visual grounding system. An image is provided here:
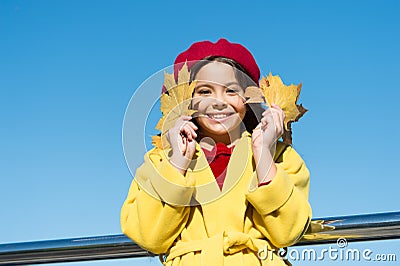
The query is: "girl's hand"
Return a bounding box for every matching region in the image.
[252,104,285,155]
[251,104,285,183]
[166,116,198,174]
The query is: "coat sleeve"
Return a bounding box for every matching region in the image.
[120,149,195,254]
[245,144,312,248]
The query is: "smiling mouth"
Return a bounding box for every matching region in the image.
[206,113,234,120]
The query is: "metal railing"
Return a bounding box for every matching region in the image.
[1,211,399,265]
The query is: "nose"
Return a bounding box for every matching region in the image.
[212,99,227,110]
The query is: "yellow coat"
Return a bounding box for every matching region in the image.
[121,132,311,265]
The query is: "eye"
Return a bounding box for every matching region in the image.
[226,87,240,95]
[196,88,212,95]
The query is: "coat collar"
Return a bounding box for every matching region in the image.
[188,131,253,205]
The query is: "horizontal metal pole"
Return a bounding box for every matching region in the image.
[296,210,400,245]
[1,211,399,265]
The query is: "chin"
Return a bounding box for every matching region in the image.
[197,117,243,138]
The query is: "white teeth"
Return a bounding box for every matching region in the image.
[209,114,229,119]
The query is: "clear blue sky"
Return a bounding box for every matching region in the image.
[0,0,399,265]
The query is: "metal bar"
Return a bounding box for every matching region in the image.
[0,235,150,265]
[296,211,400,246]
[1,211,399,265]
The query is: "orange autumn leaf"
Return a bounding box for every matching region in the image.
[152,135,162,149]
[151,135,170,150]
[156,81,196,133]
[155,63,195,149]
[244,73,307,144]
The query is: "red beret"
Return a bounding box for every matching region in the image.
[174,38,260,85]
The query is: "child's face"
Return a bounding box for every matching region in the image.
[192,61,246,139]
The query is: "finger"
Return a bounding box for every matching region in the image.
[270,110,281,134]
[177,117,197,129]
[260,116,267,128]
[254,123,262,130]
[180,126,194,141]
[186,126,198,139]
[271,103,282,111]
[269,107,283,126]
[260,110,274,131]
[260,117,269,131]
[262,109,271,117]
[182,136,188,155]
[186,121,198,131]
[271,104,285,126]
[174,116,195,131]
[181,121,198,138]
[181,120,198,140]
[185,140,196,158]
[261,109,272,127]
[270,110,283,137]
[180,115,194,121]
[176,132,186,155]
[189,126,198,141]
[276,106,285,127]
[262,107,278,119]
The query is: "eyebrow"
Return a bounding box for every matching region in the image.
[194,81,241,90]
[224,82,241,87]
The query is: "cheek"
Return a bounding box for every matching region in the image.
[194,115,206,125]
[194,116,210,133]
[230,97,246,118]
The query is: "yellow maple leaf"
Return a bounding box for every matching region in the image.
[177,63,190,86]
[163,72,176,93]
[155,62,196,141]
[163,63,190,92]
[151,135,170,150]
[260,73,304,129]
[156,81,196,133]
[244,73,307,144]
[152,135,162,149]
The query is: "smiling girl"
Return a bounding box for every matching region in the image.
[121,39,311,265]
